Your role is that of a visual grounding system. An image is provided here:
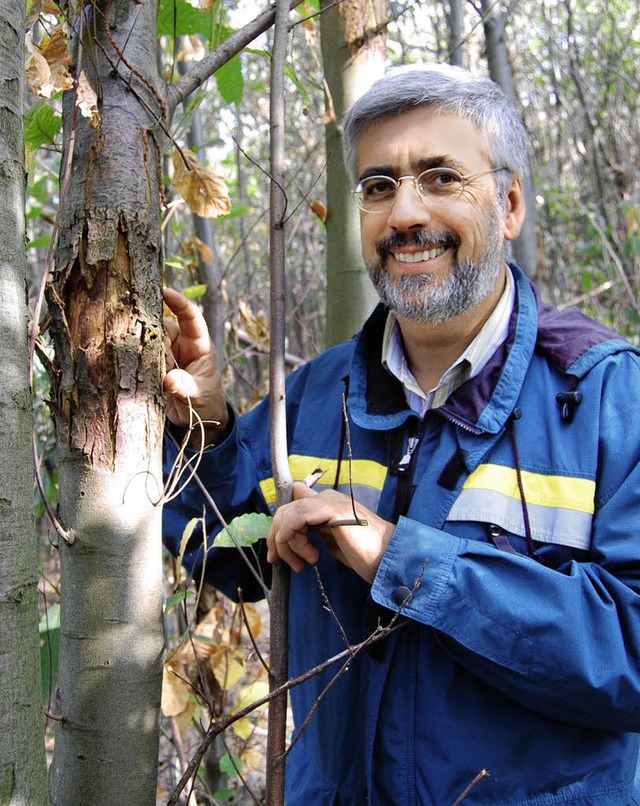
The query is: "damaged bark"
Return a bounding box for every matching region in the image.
[45,0,167,801]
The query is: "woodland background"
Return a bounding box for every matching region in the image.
[1,0,638,803]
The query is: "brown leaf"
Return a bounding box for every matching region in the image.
[182,235,213,265]
[76,70,100,127]
[172,148,232,219]
[238,299,270,347]
[311,199,327,223]
[26,27,74,98]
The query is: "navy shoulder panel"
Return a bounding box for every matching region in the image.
[535,292,622,373]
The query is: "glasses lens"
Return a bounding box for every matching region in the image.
[416,168,464,206]
[356,176,397,211]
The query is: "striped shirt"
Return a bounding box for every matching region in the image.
[382,268,515,416]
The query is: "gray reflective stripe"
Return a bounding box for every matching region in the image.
[448,488,592,549]
[316,483,382,514]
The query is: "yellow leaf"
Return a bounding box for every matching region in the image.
[235,680,269,713]
[211,648,245,689]
[76,70,100,127]
[232,716,253,740]
[161,664,191,717]
[242,747,265,772]
[240,603,262,642]
[174,695,198,736]
[172,148,231,219]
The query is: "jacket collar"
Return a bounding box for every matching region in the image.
[347,263,629,436]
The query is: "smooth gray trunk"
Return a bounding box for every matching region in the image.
[320,0,387,347]
[0,0,49,802]
[481,0,540,279]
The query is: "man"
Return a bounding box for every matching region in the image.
[163,64,640,804]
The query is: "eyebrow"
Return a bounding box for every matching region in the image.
[357,155,468,183]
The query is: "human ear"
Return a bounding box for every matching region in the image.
[501,175,526,242]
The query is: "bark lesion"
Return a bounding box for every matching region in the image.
[47,214,163,469]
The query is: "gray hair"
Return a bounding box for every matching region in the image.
[342,64,531,197]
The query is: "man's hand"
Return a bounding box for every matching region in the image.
[266,482,395,584]
[163,287,228,447]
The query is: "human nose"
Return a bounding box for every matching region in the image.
[386,175,432,229]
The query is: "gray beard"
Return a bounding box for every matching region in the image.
[365,211,505,324]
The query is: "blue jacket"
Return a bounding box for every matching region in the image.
[164,264,640,804]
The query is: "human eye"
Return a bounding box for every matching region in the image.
[360,176,395,202]
[420,168,462,195]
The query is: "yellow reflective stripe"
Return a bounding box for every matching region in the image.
[259,454,388,505]
[463,464,595,514]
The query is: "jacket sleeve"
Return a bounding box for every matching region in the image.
[371,355,640,733]
[162,401,273,602]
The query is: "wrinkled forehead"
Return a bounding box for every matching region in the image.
[355,107,492,179]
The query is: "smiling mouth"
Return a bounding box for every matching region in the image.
[393,246,447,264]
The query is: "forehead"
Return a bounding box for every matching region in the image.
[356,107,492,176]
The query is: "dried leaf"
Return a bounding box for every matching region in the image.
[172,148,231,219]
[311,199,327,223]
[26,27,74,98]
[76,70,100,127]
[238,299,270,347]
[161,663,191,717]
[182,235,213,265]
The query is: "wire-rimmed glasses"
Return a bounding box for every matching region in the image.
[351,167,506,213]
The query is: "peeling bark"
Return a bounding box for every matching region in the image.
[46,0,166,801]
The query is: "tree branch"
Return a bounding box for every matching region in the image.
[166,0,307,116]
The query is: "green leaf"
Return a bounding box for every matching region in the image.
[213,513,273,548]
[24,102,62,153]
[39,602,60,701]
[157,0,234,44]
[176,516,201,582]
[285,64,309,104]
[219,751,244,777]
[182,283,207,300]
[27,234,52,250]
[215,55,244,105]
[165,588,189,612]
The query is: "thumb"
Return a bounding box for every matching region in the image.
[163,367,199,402]
[292,481,318,501]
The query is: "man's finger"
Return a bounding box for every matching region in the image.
[162,287,209,341]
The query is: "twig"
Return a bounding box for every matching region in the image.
[238,591,270,675]
[453,768,490,805]
[166,618,409,804]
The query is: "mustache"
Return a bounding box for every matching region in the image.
[376,230,460,259]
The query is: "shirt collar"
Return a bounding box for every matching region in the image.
[381,267,516,415]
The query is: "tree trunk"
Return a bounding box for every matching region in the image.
[480,0,540,279]
[446,0,465,66]
[47,0,166,802]
[320,0,387,347]
[0,1,49,802]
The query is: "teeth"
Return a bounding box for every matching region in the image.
[394,247,445,264]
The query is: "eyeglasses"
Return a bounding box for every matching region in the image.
[351,167,506,213]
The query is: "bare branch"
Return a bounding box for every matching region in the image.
[166,0,307,116]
